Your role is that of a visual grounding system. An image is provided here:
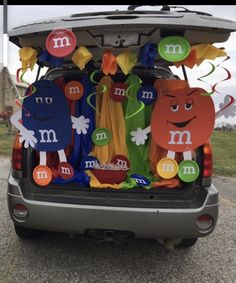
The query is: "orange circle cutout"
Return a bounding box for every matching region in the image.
[151,87,215,152]
[33,165,52,186]
[65,81,84,100]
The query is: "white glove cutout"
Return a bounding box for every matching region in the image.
[71,115,90,135]
[19,128,37,148]
[130,126,151,146]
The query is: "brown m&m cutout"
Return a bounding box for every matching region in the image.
[109,83,128,102]
[111,155,130,168]
[58,162,74,179]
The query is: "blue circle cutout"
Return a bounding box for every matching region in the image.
[130,174,150,186]
[80,156,99,170]
[137,86,157,105]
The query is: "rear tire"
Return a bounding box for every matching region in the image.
[14,224,43,239]
[177,238,198,248]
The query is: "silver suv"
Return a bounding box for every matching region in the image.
[7,6,236,250]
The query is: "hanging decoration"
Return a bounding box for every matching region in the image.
[137,86,157,105]
[38,50,63,67]
[116,51,137,75]
[19,47,38,70]
[65,81,84,100]
[158,36,190,62]
[72,46,93,70]
[191,44,227,66]
[216,95,236,119]
[138,42,157,66]
[101,50,118,75]
[109,83,128,102]
[46,29,77,58]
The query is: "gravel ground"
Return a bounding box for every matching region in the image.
[0,158,236,283]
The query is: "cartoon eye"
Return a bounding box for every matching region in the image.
[185,98,193,110]
[170,100,179,112]
[45,97,53,104]
[36,97,43,104]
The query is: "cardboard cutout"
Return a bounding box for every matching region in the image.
[151,87,215,152]
[131,87,216,153]
[46,29,76,58]
[10,80,90,169]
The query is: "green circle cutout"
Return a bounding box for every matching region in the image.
[178,160,199,183]
[92,128,111,146]
[158,36,190,62]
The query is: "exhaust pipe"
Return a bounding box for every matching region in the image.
[164,239,175,252]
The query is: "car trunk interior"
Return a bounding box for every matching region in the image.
[9,7,229,205]
[14,66,206,207]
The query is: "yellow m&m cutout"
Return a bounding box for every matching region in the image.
[156,157,178,179]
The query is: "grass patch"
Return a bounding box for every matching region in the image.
[0,124,15,157]
[211,131,236,177]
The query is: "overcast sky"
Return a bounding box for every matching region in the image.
[1,5,236,124]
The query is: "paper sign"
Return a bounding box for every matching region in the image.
[65,81,84,100]
[46,29,76,58]
[151,87,215,152]
[33,165,52,186]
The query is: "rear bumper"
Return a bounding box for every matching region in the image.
[7,175,218,239]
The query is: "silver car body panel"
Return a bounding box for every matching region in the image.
[8,10,236,63]
[8,174,218,239]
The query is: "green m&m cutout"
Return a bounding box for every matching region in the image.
[178,160,199,183]
[158,36,190,62]
[92,128,111,146]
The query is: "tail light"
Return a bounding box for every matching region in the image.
[203,142,213,178]
[13,204,29,220]
[12,133,23,171]
[196,214,213,231]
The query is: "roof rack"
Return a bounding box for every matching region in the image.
[127,5,212,16]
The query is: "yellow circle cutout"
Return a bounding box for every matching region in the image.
[156,157,179,179]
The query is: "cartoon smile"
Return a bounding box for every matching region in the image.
[168,115,196,128]
[33,113,55,121]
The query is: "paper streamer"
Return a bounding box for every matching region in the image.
[15,67,37,117]
[197,62,215,96]
[87,70,107,115]
[198,56,232,96]
[124,83,145,120]
[215,95,235,118]
[16,68,36,98]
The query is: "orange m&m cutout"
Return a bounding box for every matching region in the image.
[33,165,52,186]
[151,87,215,152]
[65,81,84,100]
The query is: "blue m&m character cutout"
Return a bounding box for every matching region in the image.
[137,86,157,105]
[80,156,99,171]
[130,174,150,186]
